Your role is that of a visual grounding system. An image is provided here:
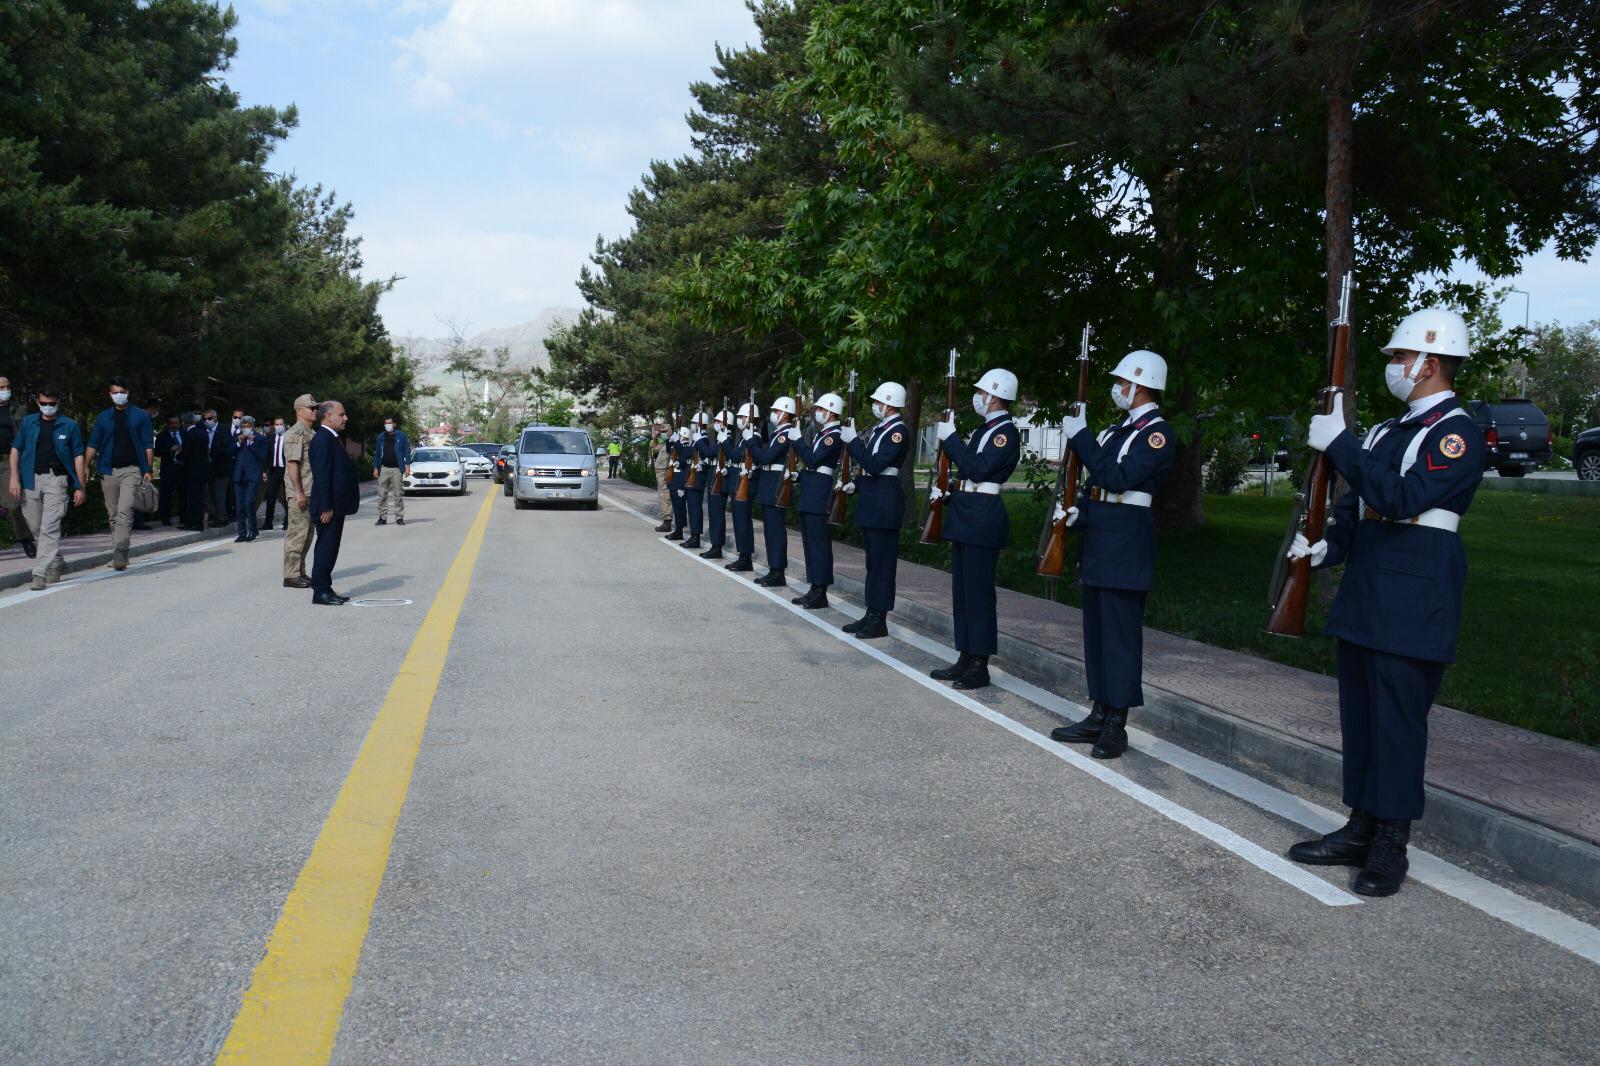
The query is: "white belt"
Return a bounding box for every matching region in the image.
[814,465,835,476]
[1098,490,1153,508]
[960,480,1000,495]
[1365,507,1460,532]
[764,463,786,471]
[874,467,899,477]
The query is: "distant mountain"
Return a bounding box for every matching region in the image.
[395,308,581,389]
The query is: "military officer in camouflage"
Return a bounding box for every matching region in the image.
[280,393,318,589]
[650,419,672,532]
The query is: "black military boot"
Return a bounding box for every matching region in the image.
[654,519,672,533]
[754,568,786,588]
[853,611,889,639]
[682,534,702,549]
[792,585,828,609]
[1353,819,1411,897]
[725,554,753,572]
[1049,703,1106,744]
[699,545,724,559]
[842,612,867,633]
[1287,810,1376,867]
[952,656,991,690]
[930,653,974,681]
[665,529,684,541]
[1091,707,1129,760]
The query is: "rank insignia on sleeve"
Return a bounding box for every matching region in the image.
[824,435,835,446]
[993,434,1008,448]
[1439,432,1467,460]
[890,431,903,443]
[1148,431,1167,449]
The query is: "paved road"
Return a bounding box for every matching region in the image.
[2,485,1598,1064]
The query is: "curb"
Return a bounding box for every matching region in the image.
[1477,476,1600,496]
[821,570,1600,911]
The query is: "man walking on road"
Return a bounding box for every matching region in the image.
[372,414,411,526]
[84,376,155,571]
[261,417,288,531]
[281,394,318,589]
[0,374,35,558]
[309,399,359,605]
[231,416,269,542]
[8,386,86,590]
[650,419,673,532]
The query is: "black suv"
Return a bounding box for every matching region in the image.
[1574,426,1600,481]
[1467,398,1552,478]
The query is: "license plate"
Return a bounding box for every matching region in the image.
[547,490,568,498]
[1509,452,1528,459]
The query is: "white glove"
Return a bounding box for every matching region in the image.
[1061,402,1088,440]
[1052,503,1080,527]
[841,481,856,495]
[675,489,684,498]
[1308,393,1346,452]
[928,486,946,504]
[784,425,802,441]
[934,420,956,442]
[741,427,753,441]
[840,425,857,443]
[1287,532,1328,566]
[1065,505,1080,527]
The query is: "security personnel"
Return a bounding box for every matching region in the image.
[1049,350,1175,759]
[791,392,845,608]
[929,368,1022,690]
[700,408,734,560]
[664,423,690,541]
[839,381,909,638]
[751,395,798,587]
[280,394,318,587]
[1285,308,1483,898]
[650,420,673,532]
[725,401,762,572]
[682,411,711,550]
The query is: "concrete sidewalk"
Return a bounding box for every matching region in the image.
[602,478,1600,907]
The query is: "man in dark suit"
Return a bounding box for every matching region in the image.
[156,415,186,525]
[205,407,235,526]
[309,400,359,605]
[180,412,212,531]
[262,416,288,530]
[231,416,270,542]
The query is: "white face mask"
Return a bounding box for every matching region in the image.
[0,389,10,401]
[1111,382,1133,411]
[972,392,990,417]
[231,418,241,429]
[205,418,217,428]
[737,416,749,429]
[241,428,254,438]
[769,413,782,427]
[384,422,395,431]
[813,411,827,426]
[275,425,286,435]
[871,401,886,420]
[1385,356,1426,402]
[110,392,130,406]
[38,403,58,417]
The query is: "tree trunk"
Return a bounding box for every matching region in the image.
[900,377,923,525]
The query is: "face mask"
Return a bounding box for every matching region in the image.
[871,402,886,420]
[972,392,990,417]
[241,429,254,439]
[39,403,58,417]
[737,417,749,429]
[111,392,130,406]
[769,413,782,427]
[275,425,286,435]
[0,389,10,402]
[205,418,217,428]
[231,417,241,428]
[813,411,827,426]
[1111,383,1132,411]
[1385,357,1426,402]
[384,422,395,431]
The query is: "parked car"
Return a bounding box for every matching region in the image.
[459,441,502,461]
[512,425,599,509]
[1574,426,1600,482]
[403,447,467,496]
[1467,398,1553,477]
[455,447,495,478]
[493,444,515,484]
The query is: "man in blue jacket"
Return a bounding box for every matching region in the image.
[84,376,155,570]
[838,381,910,639]
[6,385,86,590]
[232,416,270,541]
[371,415,412,526]
[309,400,360,605]
[791,391,845,609]
[1284,308,1484,898]
[1050,350,1175,760]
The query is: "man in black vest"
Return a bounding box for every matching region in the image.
[308,400,360,605]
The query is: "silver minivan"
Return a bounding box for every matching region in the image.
[513,425,600,509]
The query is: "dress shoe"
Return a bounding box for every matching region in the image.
[20,537,37,559]
[1352,820,1411,897]
[952,657,991,689]
[753,568,786,588]
[665,530,684,542]
[1288,810,1376,867]
[1091,707,1130,759]
[724,554,754,572]
[311,590,345,605]
[852,611,889,639]
[328,590,350,604]
[682,535,702,549]
[246,533,258,542]
[234,534,248,542]
[283,577,312,589]
[396,518,405,526]
[1050,703,1106,744]
[930,653,974,681]
[654,519,673,533]
[376,517,387,526]
[699,546,724,560]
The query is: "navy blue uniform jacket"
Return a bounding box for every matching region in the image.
[1069,409,1175,592]
[692,435,716,488]
[752,428,793,507]
[1317,396,1483,664]
[796,423,843,514]
[232,435,270,485]
[309,429,360,517]
[846,417,910,529]
[667,439,691,490]
[939,414,1021,549]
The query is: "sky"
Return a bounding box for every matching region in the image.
[225,1,1598,342]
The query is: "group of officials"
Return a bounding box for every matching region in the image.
[643,304,1483,899]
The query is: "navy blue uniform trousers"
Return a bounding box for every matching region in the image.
[951,542,999,656]
[731,499,755,556]
[799,511,832,586]
[863,528,898,612]
[234,483,260,537]
[671,487,687,532]
[707,491,727,547]
[1338,640,1443,821]
[761,504,787,569]
[311,513,345,592]
[686,487,705,536]
[1082,585,1147,709]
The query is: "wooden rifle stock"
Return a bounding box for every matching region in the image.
[775,389,799,508]
[1038,324,1093,578]
[1267,272,1355,637]
[919,349,958,545]
[828,370,856,525]
[711,396,729,495]
[685,405,704,489]
[734,389,756,502]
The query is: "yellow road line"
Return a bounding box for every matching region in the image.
[217,490,496,1064]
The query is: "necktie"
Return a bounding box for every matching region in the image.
[275,435,283,466]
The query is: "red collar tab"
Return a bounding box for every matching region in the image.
[1422,410,1445,426]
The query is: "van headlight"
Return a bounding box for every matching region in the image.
[580,468,595,477]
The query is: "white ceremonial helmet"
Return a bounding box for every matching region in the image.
[974,368,1019,402]
[691,410,710,426]
[714,409,733,426]
[738,402,761,420]
[1380,308,1472,359]
[814,391,845,417]
[1109,350,1168,391]
[770,396,798,416]
[870,381,907,408]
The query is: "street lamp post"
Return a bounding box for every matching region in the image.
[1508,288,1531,397]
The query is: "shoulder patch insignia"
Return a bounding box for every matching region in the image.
[890,431,903,443]
[993,433,1008,449]
[1147,431,1167,449]
[1439,432,1467,460]
[823,435,835,447]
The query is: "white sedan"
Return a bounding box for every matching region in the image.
[403,448,467,495]
[455,448,496,478]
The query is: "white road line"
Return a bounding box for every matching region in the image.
[600,492,1358,908]
[602,490,1600,965]
[0,536,227,611]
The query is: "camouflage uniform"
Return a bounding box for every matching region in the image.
[281,417,317,581]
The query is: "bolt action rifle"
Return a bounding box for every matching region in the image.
[828,369,856,525]
[685,403,705,490]
[918,349,958,545]
[775,381,801,508]
[1267,271,1355,637]
[1037,325,1093,579]
[735,388,757,503]
[711,394,730,495]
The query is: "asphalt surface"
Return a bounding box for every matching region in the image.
[3,482,1598,1064]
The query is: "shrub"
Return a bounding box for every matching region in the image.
[1204,435,1252,495]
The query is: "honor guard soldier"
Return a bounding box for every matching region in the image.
[664,423,690,541]
[650,420,673,532]
[681,411,711,550]
[791,392,845,609]
[751,396,798,587]
[838,381,909,639]
[1049,350,1175,759]
[726,401,762,572]
[1285,308,1483,898]
[929,368,1022,690]
[700,408,734,560]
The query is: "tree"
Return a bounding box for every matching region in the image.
[1529,322,1600,435]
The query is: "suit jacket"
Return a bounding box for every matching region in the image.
[208,424,236,470]
[233,435,270,485]
[181,424,212,480]
[158,429,186,475]
[309,428,360,517]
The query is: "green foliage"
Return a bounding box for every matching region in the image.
[1528,321,1600,435]
[1204,437,1252,496]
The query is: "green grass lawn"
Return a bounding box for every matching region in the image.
[827,488,1599,746]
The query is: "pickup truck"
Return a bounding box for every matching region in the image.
[1466,398,1553,478]
[1573,426,1600,481]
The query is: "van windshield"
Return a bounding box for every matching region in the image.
[520,430,590,455]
